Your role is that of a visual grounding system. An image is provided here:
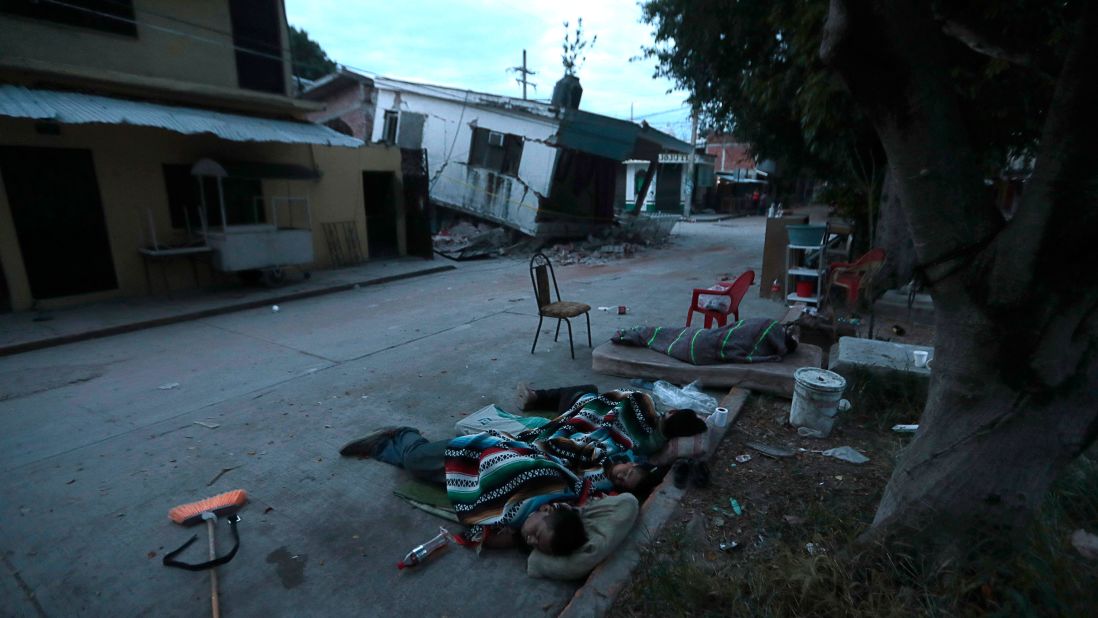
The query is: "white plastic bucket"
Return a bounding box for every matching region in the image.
[789,368,847,437]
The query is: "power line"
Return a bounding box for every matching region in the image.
[632,105,691,120]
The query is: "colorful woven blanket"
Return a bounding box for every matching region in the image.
[444,432,582,545]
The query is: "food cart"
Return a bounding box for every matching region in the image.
[190,158,316,285]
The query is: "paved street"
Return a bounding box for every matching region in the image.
[0,218,780,617]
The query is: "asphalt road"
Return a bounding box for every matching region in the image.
[0,218,780,617]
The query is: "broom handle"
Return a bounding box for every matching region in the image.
[206,517,220,618]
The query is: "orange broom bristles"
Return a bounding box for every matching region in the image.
[168,489,248,526]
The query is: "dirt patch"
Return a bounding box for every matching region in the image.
[610,393,908,616]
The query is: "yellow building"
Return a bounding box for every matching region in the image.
[0,0,417,312]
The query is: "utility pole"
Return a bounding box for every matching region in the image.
[683,109,699,218]
[509,49,536,100]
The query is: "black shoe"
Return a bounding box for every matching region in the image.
[339,426,405,457]
[690,460,711,488]
[672,459,691,489]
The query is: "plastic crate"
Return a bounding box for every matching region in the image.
[787,225,827,247]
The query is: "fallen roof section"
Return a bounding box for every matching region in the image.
[557,110,692,161]
[0,85,363,148]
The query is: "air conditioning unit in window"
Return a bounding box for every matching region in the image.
[488,131,504,147]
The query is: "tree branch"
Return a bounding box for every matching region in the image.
[937,18,1055,83]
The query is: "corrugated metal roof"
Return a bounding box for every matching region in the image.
[0,85,363,148]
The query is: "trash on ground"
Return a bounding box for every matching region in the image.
[719,541,740,552]
[1071,529,1098,560]
[729,498,743,516]
[712,516,725,528]
[158,382,180,390]
[598,306,612,311]
[746,441,795,458]
[272,305,280,312]
[837,398,852,412]
[822,446,870,464]
[783,514,806,526]
[805,542,825,556]
[617,305,628,315]
[892,424,919,433]
[734,454,752,464]
[193,421,220,429]
[797,426,826,438]
[652,379,719,412]
[398,526,452,569]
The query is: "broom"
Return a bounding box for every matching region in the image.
[166,489,248,618]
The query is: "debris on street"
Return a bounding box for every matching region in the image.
[822,446,870,464]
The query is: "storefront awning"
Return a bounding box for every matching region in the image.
[0,85,362,148]
[190,158,321,180]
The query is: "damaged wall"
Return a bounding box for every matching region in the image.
[371,88,558,236]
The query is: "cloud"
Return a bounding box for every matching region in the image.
[285,0,692,136]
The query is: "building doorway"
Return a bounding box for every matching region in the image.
[0,146,117,299]
[362,171,399,258]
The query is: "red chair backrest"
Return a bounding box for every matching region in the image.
[853,248,886,270]
[727,270,755,313]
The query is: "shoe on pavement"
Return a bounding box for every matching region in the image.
[339,426,404,457]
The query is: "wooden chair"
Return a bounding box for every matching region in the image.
[686,270,755,328]
[530,252,591,359]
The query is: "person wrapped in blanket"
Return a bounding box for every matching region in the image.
[513,384,709,499]
[340,428,589,556]
[611,317,798,365]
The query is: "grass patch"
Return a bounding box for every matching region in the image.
[610,396,1098,617]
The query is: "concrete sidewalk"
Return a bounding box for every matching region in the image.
[0,257,453,356]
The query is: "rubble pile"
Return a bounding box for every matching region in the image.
[433,221,512,260]
[541,216,677,265]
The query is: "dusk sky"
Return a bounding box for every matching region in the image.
[284,0,693,139]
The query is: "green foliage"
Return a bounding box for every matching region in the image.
[289,25,337,80]
[561,18,597,77]
[639,0,1069,214]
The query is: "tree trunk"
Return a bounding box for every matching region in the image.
[822,0,1098,557]
[872,169,915,291]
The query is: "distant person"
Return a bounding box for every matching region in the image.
[751,190,761,214]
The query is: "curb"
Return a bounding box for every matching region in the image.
[558,387,751,618]
[0,264,456,357]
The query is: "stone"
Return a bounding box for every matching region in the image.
[591,342,823,398]
[828,336,933,405]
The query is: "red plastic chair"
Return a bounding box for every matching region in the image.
[686,270,755,328]
[829,248,886,306]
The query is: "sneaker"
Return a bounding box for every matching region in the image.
[339,426,404,457]
[515,382,536,411]
[690,460,711,489]
[672,459,691,489]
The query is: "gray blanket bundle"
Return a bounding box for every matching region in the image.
[611,318,794,365]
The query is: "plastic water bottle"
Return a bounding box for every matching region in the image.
[397,527,452,570]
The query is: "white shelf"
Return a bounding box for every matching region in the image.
[787,293,819,303]
[788,267,819,277]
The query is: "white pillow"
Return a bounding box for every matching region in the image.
[526,494,640,580]
[698,284,731,312]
